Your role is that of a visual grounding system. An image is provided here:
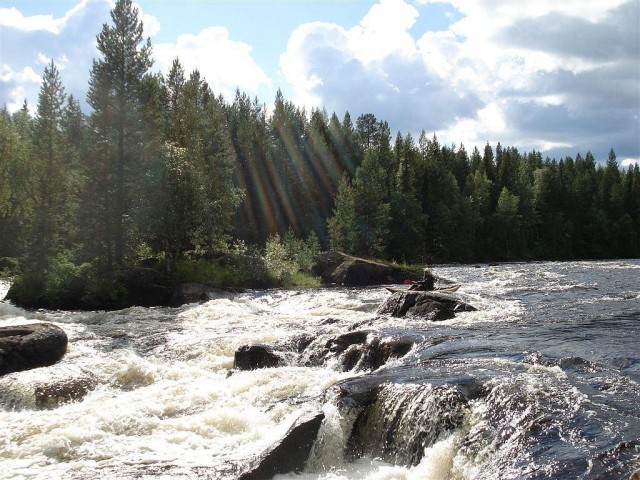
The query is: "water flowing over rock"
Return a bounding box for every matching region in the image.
[257,329,417,373]
[1,364,96,409]
[0,323,68,375]
[238,411,325,479]
[347,383,469,466]
[1,261,639,479]
[169,282,233,307]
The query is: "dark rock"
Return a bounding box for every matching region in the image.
[0,323,68,375]
[337,369,486,409]
[325,330,370,353]
[239,411,325,480]
[117,268,170,307]
[234,345,282,370]
[303,331,415,372]
[359,337,414,371]
[169,283,223,307]
[378,291,476,320]
[312,252,416,286]
[274,333,317,353]
[347,383,469,466]
[337,335,414,372]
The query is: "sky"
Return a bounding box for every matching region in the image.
[1,0,639,166]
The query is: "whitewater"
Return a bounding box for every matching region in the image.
[1,260,639,479]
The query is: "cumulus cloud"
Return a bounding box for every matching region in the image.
[281,0,639,162]
[154,27,270,100]
[0,0,163,113]
[1,0,114,112]
[0,0,90,34]
[280,0,481,134]
[621,158,639,168]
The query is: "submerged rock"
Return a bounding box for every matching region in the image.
[238,411,325,480]
[0,323,68,375]
[0,364,96,410]
[34,374,96,409]
[378,291,476,320]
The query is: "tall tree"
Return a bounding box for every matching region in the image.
[87,0,152,267]
[0,107,32,260]
[26,60,67,276]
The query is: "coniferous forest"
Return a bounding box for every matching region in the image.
[1,1,639,295]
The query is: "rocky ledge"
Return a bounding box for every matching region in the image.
[312,252,418,286]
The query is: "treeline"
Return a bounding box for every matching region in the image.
[1,0,639,291]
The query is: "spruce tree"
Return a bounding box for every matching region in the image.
[27,60,67,276]
[86,0,152,268]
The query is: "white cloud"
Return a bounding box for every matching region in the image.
[154,27,270,100]
[0,0,90,34]
[0,1,164,113]
[133,2,160,37]
[621,158,639,168]
[0,65,41,85]
[349,0,419,64]
[280,0,434,110]
[280,0,639,162]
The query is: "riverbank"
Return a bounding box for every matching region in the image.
[3,252,422,311]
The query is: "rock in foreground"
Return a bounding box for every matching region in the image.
[0,323,68,375]
[239,411,325,479]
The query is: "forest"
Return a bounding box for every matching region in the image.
[1,0,639,295]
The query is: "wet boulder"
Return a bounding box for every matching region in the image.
[0,323,68,375]
[378,291,476,320]
[326,330,371,354]
[347,382,469,466]
[337,370,486,409]
[0,364,96,410]
[306,330,414,372]
[343,337,414,372]
[273,333,316,353]
[234,344,283,370]
[239,411,325,479]
[312,252,416,286]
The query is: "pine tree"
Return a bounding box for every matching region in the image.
[86,0,152,267]
[0,107,32,260]
[26,60,67,276]
[328,175,358,253]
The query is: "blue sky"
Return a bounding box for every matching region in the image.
[1,0,638,165]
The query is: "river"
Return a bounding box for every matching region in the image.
[1,260,639,479]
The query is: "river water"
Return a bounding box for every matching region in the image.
[1,260,639,479]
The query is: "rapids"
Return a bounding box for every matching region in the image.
[1,260,639,479]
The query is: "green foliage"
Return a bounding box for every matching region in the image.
[264,232,322,287]
[1,0,638,306]
[291,271,322,288]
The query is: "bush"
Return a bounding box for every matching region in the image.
[265,234,298,287]
[291,271,322,288]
